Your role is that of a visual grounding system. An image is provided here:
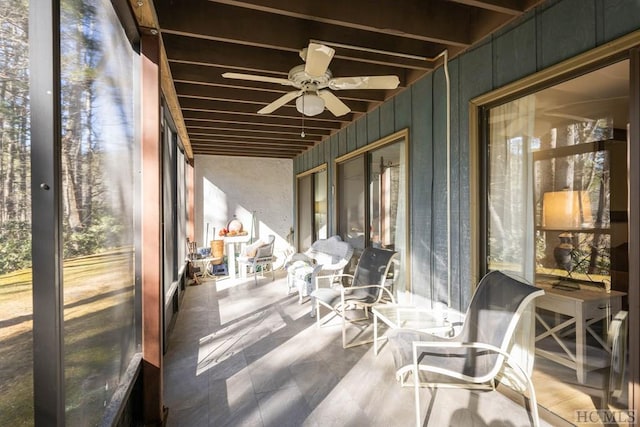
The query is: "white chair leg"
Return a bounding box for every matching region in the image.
[342,310,347,348]
[253,262,258,285]
[310,296,316,317]
[525,377,540,427]
[414,364,421,427]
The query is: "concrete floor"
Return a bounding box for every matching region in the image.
[163,270,549,427]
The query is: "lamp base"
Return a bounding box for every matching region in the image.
[553,233,574,272]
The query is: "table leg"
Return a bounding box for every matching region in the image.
[239,242,248,279]
[227,242,236,279]
[239,245,248,279]
[374,314,379,355]
[575,301,586,384]
[202,259,213,278]
[240,262,247,279]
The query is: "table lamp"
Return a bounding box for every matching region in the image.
[542,190,592,288]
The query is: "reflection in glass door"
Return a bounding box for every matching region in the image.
[337,131,408,296]
[296,166,327,252]
[337,156,366,254]
[314,169,327,240]
[485,60,630,425]
[297,174,313,251]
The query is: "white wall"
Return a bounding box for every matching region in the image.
[194,155,293,257]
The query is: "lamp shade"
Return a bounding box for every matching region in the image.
[542,190,593,230]
[296,93,325,116]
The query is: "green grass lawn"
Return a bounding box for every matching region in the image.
[0,247,135,426]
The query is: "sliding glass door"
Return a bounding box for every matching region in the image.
[336,130,409,296]
[483,60,631,424]
[296,165,327,252]
[337,156,366,254]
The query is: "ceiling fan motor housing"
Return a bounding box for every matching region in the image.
[288,64,332,89]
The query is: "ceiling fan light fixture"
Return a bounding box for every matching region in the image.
[296,93,324,116]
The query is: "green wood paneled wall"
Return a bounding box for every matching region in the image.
[293,0,640,310]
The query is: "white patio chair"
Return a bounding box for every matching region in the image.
[312,246,397,348]
[387,270,545,427]
[237,235,275,285]
[285,235,354,305]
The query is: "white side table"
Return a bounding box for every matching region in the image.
[534,281,625,384]
[198,256,223,278]
[372,304,453,355]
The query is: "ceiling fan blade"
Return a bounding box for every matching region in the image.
[258,90,302,114]
[222,72,293,87]
[318,90,350,117]
[329,75,400,90]
[304,43,335,77]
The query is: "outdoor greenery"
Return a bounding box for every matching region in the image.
[0,0,130,275]
[0,0,30,276]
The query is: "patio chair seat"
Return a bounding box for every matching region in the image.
[313,287,378,307]
[388,329,500,381]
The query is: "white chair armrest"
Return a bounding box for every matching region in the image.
[315,273,353,290]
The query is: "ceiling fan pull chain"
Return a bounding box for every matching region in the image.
[301,96,306,138]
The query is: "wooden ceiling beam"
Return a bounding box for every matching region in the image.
[188,130,321,143]
[193,139,312,151]
[207,0,475,46]
[191,144,310,154]
[191,147,309,157]
[193,149,301,159]
[185,121,331,136]
[191,146,308,156]
[447,0,525,15]
[192,145,303,152]
[182,110,343,130]
[185,118,332,136]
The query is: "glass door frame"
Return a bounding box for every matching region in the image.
[295,163,328,252]
[334,128,411,294]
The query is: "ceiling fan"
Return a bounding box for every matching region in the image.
[222,42,400,117]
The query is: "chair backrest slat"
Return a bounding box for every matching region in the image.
[351,247,396,298]
[255,235,275,259]
[460,271,541,350]
[454,270,543,379]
